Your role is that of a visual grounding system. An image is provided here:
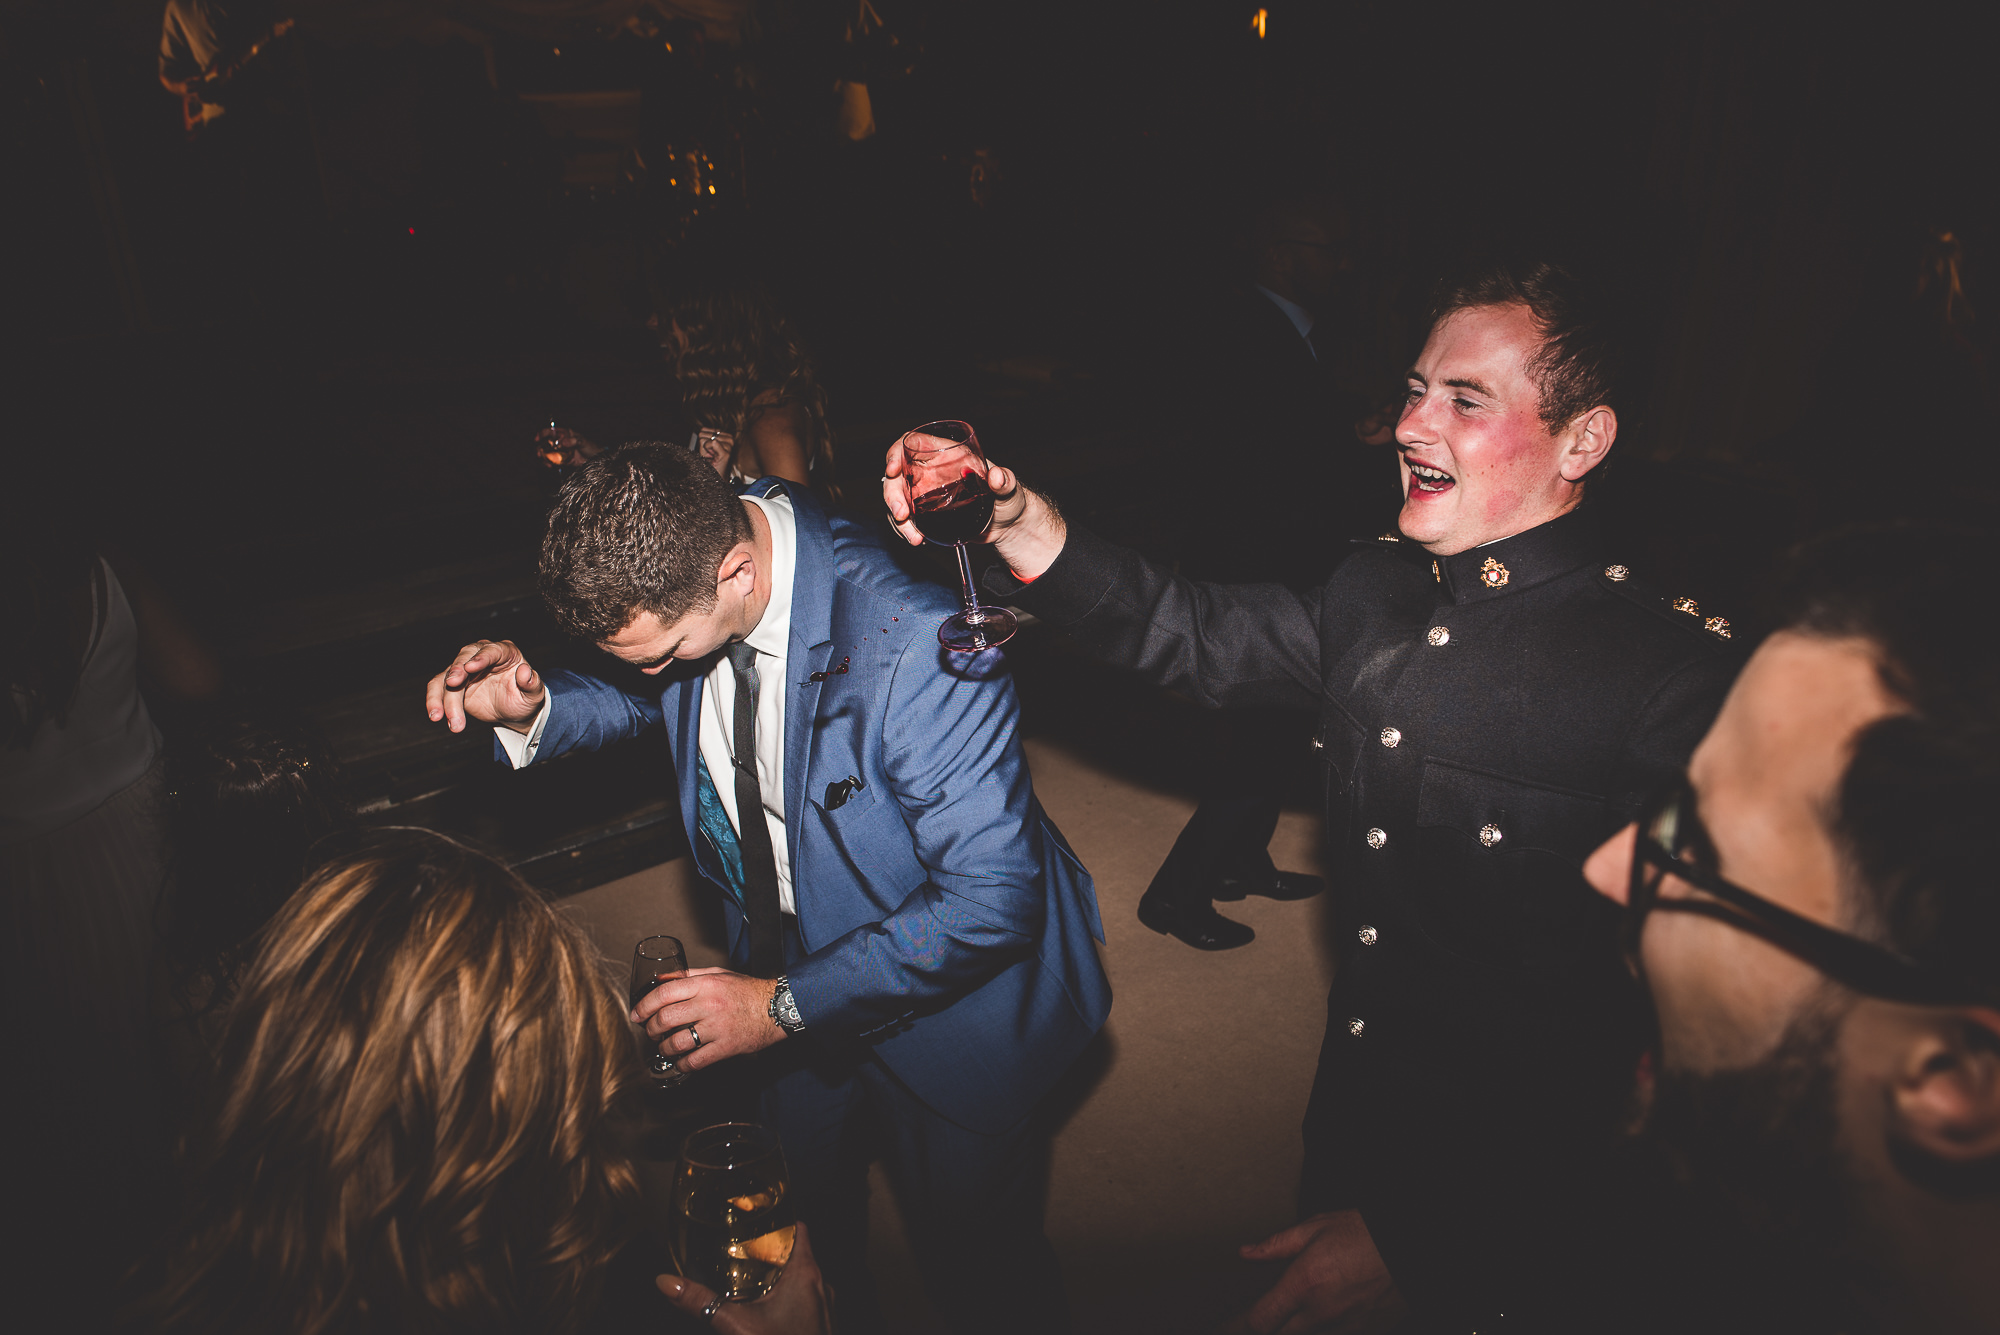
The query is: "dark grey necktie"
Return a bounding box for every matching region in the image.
[725,642,784,978]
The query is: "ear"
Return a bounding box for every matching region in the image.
[1558,405,1617,482]
[715,541,757,594]
[1890,1009,2000,1163]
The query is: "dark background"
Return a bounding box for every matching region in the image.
[6,0,1996,872]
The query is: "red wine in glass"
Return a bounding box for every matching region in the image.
[899,421,1017,652]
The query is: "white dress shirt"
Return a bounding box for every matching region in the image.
[498,491,800,912]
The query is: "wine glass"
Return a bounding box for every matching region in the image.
[899,420,1018,652]
[630,935,691,1087]
[674,1123,795,1302]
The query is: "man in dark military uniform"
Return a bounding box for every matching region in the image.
[884,260,1741,1331]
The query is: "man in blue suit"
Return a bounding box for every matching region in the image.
[424,443,1110,1332]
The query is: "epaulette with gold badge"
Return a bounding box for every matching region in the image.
[1595,563,1735,643]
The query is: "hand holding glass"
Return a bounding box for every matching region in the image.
[898,420,1017,651]
[675,1122,796,1302]
[630,935,690,1086]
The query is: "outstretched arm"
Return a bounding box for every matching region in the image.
[881,445,1322,712]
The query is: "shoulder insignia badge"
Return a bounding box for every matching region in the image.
[1604,564,1630,581]
[1672,596,1699,615]
[1704,616,1732,639]
[1376,531,1401,542]
[1480,557,1509,588]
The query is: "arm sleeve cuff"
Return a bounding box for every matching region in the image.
[980,523,1123,627]
[494,693,553,769]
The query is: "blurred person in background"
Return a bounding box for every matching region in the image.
[539,285,840,503]
[1139,188,1398,951]
[1,489,220,1328]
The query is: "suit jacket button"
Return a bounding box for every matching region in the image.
[1347,1017,1366,1037]
[1427,626,1450,646]
[1379,726,1401,748]
[1479,823,1504,847]
[1358,924,1379,946]
[1365,827,1388,850]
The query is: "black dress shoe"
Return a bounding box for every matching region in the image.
[1137,888,1255,950]
[1212,870,1326,902]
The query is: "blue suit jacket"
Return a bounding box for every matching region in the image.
[509,481,1111,1133]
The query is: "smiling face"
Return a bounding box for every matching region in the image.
[1395,303,1613,555]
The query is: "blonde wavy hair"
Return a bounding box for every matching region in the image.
[668,286,838,498]
[130,829,638,1334]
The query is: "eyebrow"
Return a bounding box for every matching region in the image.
[1443,376,1497,398]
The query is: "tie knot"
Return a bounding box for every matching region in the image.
[726,641,759,674]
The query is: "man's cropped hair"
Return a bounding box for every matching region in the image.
[539,442,751,642]
[1432,258,1618,433]
[1770,523,2000,995]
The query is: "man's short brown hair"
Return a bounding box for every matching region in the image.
[1432,259,1618,433]
[539,442,751,641]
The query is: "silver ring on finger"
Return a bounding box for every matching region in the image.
[687,1025,701,1049]
[701,1295,724,1320]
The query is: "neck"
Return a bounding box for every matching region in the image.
[1864,1194,2000,1335]
[738,499,776,638]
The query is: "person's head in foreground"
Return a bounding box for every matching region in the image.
[1585,524,2000,1335]
[540,442,767,672]
[1396,258,1620,554]
[128,828,639,1334]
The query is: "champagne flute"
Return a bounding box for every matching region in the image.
[630,935,690,1086]
[674,1123,795,1302]
[899,420,1018,652]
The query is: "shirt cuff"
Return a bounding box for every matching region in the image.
[494,693,553,769]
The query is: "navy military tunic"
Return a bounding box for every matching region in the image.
[996,506,1739,1328]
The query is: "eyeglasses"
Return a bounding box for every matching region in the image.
[1626,780,1989,1009]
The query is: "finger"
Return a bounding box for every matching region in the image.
[631,977,700,1022]
[1239,1222,1314,1261]
[1231,1275,1305,1335]
[443,640,496,686]
[425,671,449,722]
[516,660,541,700]
[986,464,1018,499]
[656,1272,724,1321]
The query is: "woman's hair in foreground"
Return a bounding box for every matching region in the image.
[1769,523,2000,993]
[130,829,638,1334]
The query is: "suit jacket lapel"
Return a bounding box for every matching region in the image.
[667,671,704,852]
[777,482,838,881]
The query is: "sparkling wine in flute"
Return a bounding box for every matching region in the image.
[675,1123,795,1301]
[898,420,1017,653]
[630,935,690,1085]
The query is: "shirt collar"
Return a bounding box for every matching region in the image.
[1433,507,1601,604]
[742,491,796,658]
[1254,284,1317,342]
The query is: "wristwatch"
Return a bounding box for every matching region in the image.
[768,976,806,1036]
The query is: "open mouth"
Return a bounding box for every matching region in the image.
[1405,460,1455,496]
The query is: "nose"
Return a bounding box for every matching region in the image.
[1584,823,1636,906]
[1395,393,1436,447]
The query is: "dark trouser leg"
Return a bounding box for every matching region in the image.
[757,1045,884,1334]
[860,1062,1068,1335]
[754,917,885,1333]
[1148,709,1308,905]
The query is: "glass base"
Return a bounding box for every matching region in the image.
[939,605,1018,652]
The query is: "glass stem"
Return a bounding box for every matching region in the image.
[955,542,980,614]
